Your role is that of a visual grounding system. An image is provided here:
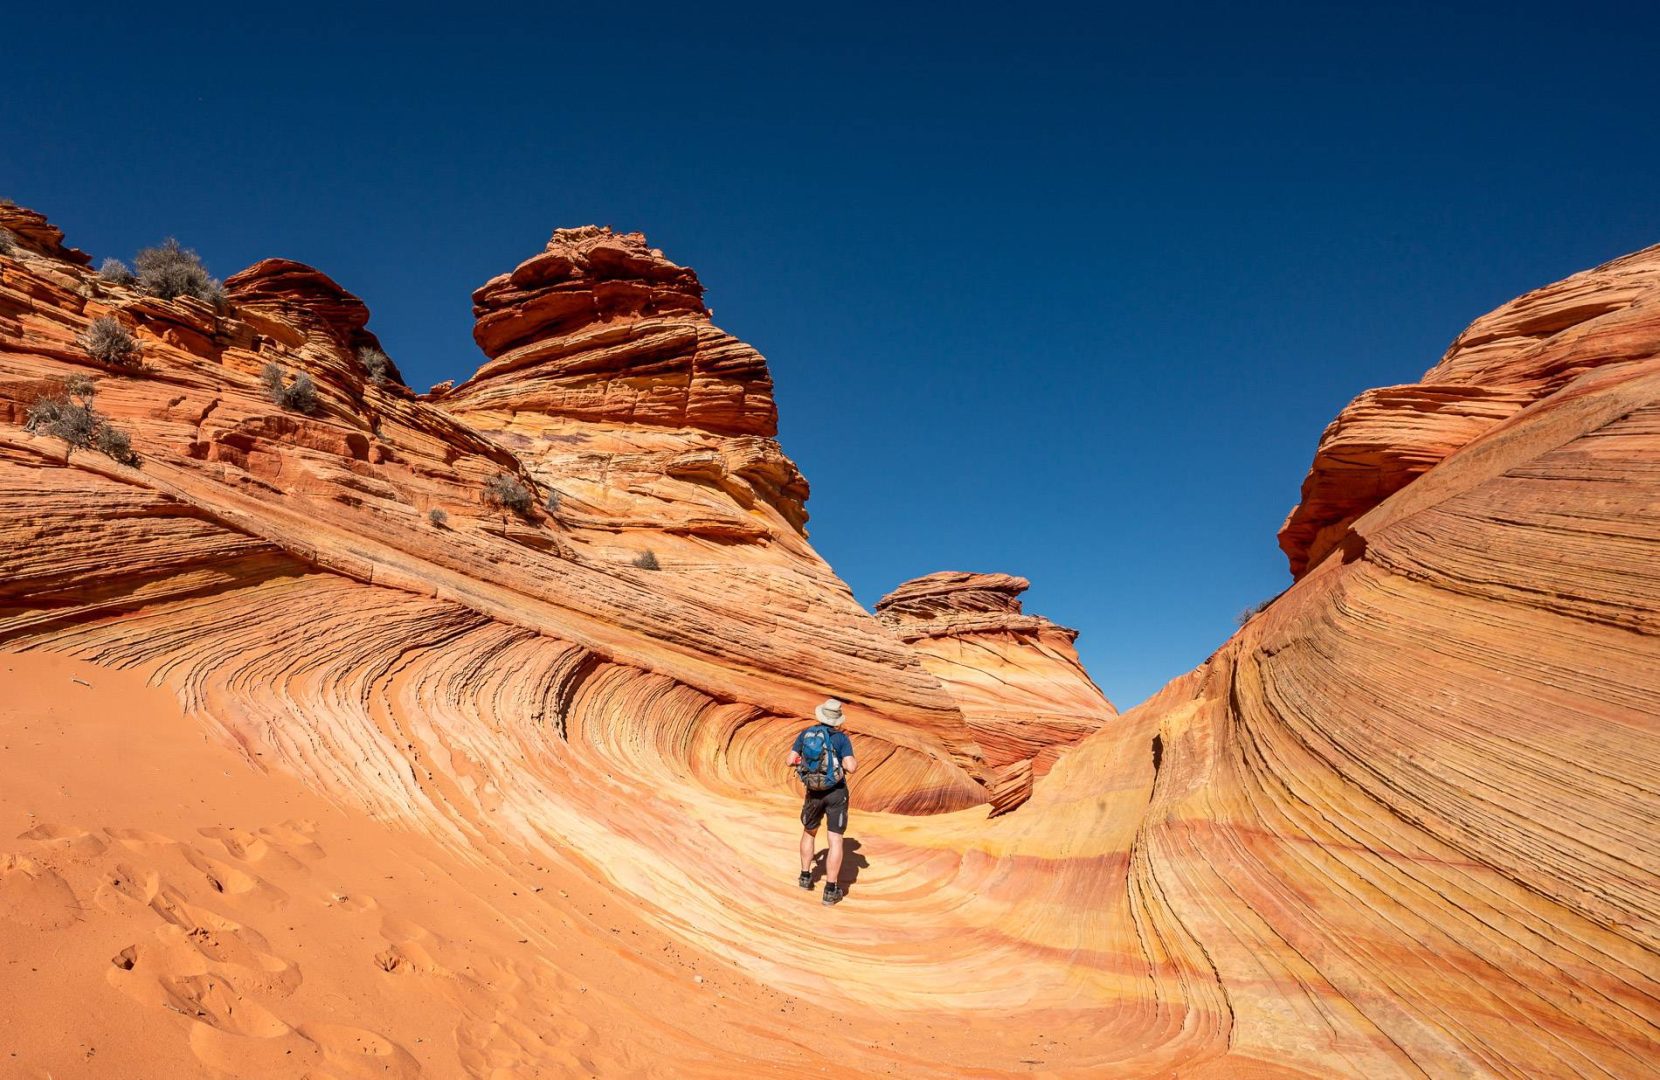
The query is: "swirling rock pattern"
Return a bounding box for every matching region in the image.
[1,206,1657,1077]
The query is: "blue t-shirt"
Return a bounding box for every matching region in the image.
[793,726,853,784]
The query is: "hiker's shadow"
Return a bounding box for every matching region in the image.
[811,838,871,893]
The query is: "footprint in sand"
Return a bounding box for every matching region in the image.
[93,862,161,913]
[179,844,288,907]
[107,935,209,1009]
[17,822,108,861]
[325,888,378,913]
[258,819,326,862]
[145,887,303,996]
[109,932,315,1078]
[296,1022,420,1080]
[115,964,327,1078]
[197,825,273,864]
[188,1020,322,1077]
[104,826,177,853]
[374,915,457,978]
[161,972,292,1037]
[0,852,83,929]
[372,938,446,977]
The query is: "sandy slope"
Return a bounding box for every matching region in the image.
[0,652,1136,1079]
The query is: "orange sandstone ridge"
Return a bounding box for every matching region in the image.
[1,202,1657,1078]
[1279,242,1660,577]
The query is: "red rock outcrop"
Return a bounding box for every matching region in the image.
[0,201,92,265]
[1279,242,1660,577]
[223,258,399,380]
[451,226,776,436]
[877,572,1115,813]
[2,204,1656,1078]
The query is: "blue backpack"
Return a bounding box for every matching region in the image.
[797,725,841,791]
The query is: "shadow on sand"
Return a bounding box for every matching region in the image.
[810,837,870,893]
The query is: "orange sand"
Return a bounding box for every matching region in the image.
[0,652,1126,1079]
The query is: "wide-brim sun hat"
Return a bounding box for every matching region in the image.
[814,698,845,727]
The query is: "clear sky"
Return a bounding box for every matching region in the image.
[5,3,1657,706]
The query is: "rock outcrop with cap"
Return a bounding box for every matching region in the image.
[451,226,776,436]
[877,572,1115,813]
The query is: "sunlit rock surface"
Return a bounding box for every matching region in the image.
[1,207,1656,1077]
[454,225,777,436]
[877,571,1115,814]
[1278,242,1660,578]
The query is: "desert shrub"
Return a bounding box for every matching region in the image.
[481,477,531,520]
[428,508,449,528]
[94,423,141,467]
[134,238,224,304]
[261,363,319,414]
[633,549,661,570]
[97,258,137,285]
[482,474,534,517]
[0,229,15,255]
[358,346,393,387]
[543,489,562,515]
[1236,597,1274,628]
[24,378,139,466]
[24,383,100,453]
[79,315,141,366]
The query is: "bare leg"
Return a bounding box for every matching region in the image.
[826,831,844,885]
[799,829,816,874]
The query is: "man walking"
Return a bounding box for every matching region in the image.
[789,698,857,906]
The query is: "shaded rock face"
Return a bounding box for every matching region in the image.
[1279,242,1660,577]
[1,203,1657,1078]
[877,572,1115,814]
[452,226,777,436]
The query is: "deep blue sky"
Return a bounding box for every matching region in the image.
[5,4,1657,706]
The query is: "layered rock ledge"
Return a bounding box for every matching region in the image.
[1279,242,1660,577]
[877,572,1115,813]
[448,226,776,436]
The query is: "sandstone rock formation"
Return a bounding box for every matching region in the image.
[877,572,1115,814]
[0,201,92,266]
[1279,243,1660,577]
[453,225,776,436]
[223,258,399,383]
[1,204,1656,1078]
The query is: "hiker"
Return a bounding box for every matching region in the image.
[789,697,857,906]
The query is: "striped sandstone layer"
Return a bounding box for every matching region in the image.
[1278,243,1660,577]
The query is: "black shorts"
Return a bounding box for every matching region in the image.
[801,784,849,834]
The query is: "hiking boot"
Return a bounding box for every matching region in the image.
[797,871,813,890]
[822,882,845,906]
